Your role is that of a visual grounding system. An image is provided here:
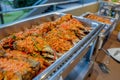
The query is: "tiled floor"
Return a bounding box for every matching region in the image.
[87,31,120,80]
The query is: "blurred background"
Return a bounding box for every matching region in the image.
[0,0,97,24]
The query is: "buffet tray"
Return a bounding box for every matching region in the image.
[0,12,104,80]
[80,12,116,28]
[80,12,117,49]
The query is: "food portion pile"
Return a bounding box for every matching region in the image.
[85,14,112,24]
[0,14,91,80]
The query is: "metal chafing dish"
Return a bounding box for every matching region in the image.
[80,12,117,49]
[0,12,104,80]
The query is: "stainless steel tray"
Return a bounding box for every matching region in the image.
[80,12,117,49]
[0,12,105,80]
[80,12,117,35]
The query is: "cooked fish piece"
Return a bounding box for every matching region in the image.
[58,18,91,39]
[60,19,83,30]
[69,18,86,30]
[5,50,40,71]
[59,22,83,39]
[13,36,57,62]
[13,37,35,53]
[13,36,52,52]
[5,50,51,72]
[46,28,79,45]
[3,71,22,80]
[45,33,73,53]
[0,36,16,49]
[21,28,40,38]
[12,29,39,40]
[60,18,91,31]
[31,54,51,71]
[31,36,57,60]
[55,14,72,25]
[0,58,34,80]
[35,22,56,37]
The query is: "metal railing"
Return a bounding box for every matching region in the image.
[0,0,98,24]
[0,0,81,24]
[0,0,79,14]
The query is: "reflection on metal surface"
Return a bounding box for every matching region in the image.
[65,58,93,80]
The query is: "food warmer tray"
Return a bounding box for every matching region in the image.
[80,12,117,49]
[0,12,105,80]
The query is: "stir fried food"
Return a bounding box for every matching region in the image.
[0,14,91,80]
[85,14,112,24]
